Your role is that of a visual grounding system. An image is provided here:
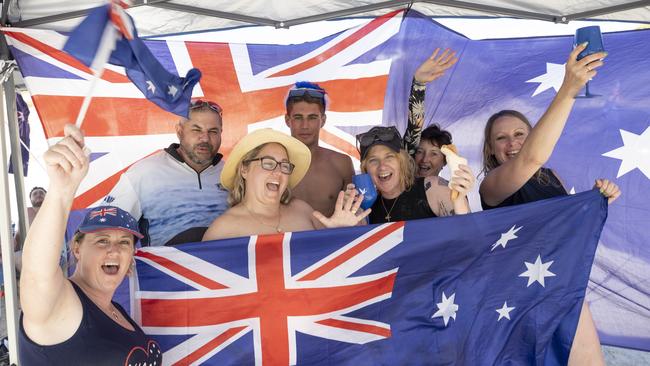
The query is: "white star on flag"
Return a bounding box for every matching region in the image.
[167,84,178,97]
[519,255,556,287]
[358,188,367,195]
[602,126,650,179]
[99,217,107,222]
[146,80,156,94]
[432,291,459,326]
[526,63,565,97]
[491,224,523,251]
[496,301,515,321]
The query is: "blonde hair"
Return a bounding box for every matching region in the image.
[227,143,292,207]
[360,146,415,194]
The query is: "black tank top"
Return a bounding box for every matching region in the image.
[369,177,436,224]
[19,281,163,366]
[481,168,567,210]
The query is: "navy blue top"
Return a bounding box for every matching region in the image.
[369,177,436,224]
[481,168,568,210]
[19,281,162,366]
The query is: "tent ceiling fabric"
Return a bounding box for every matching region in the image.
[5,0,650,36]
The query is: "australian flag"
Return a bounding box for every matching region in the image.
[62,0,200,118]
[132,191,606,365]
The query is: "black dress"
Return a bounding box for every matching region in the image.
[369,177,436,224]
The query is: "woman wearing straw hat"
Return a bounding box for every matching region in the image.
[19,125,162,365]
[203,128,370,240]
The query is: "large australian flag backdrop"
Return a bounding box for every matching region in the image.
[377,11,650,351]
[132,191,606,365]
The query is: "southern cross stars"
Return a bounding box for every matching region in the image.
[519,255,555,287]
[602,126,650,180]
[146,80,156,94]
[167,84,178,97]
[491,225,522,251]
[496,301,515,321]
[432,291,458,326]
[526,62,565,97]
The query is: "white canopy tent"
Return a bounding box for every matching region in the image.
[5,0,650,35]
[1,1,649,364]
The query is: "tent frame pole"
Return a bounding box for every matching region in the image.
[0,69,20,366]
[8,0,650,29]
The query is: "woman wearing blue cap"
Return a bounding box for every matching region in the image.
[18,124,162,365]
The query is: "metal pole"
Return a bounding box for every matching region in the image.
[6,75,30,250]
[0,75,20,366]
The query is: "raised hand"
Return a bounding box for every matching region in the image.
[313,190,371,228]
[594,178,621,205]
[43,124,89,195]
[414,48,458,84]
[562,43,607,97]
[449,164,475,199]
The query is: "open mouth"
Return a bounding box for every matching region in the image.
[418,164,432,174]
[266,181,280,192]
[377,172,393,182]
[101,263,120,275]
[506,149,520,158]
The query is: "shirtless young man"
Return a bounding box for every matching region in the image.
[284,82,354,217]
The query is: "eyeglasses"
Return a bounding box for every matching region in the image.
[244,157,295,175]
[190,99,223,116]
[356,126,401,149]
[287,88,326,101]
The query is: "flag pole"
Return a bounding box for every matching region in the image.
[74,68,104,129]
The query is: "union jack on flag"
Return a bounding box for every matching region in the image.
[134,222,404,365]
[131,191,607,365]
[3,9,403,210]
[88,206,118,219]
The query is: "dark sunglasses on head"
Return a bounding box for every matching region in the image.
[190,99,223,116]
[287,88,326,101]
[356,126,401,148]
[245,156,295,175]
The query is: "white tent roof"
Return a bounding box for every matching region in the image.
[5,0,650,36]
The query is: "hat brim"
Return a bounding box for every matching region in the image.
[221,128,311,191]
[79,226,144,239]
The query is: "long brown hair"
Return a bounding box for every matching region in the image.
[481,110,553,185]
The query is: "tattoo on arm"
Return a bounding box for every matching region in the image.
[437,201,454,217]
[425,181,432,191]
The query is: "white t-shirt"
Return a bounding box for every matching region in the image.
[104,144,229,246]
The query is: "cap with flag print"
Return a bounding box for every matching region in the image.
[78,205,143,239]
[62,0,201,119]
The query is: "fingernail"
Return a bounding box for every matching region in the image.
[83,146,91,156]
[581,41,589,47]
[602,52,608,57]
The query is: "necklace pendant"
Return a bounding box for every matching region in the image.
[385,214,390,221]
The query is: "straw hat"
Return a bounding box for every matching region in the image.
[220,128,311,191]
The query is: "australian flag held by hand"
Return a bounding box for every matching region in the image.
[63,0,201,118]
[133,191,607,365]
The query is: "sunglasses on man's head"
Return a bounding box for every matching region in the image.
[190,99,223,116]
[356,126,401,148]
[287,88,326,101]
[244,156,295,175]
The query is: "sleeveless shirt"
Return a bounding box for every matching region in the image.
[369,177,436,224]
[19,281,162,366]
[481,168,567,210]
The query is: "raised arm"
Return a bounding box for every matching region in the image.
[21,124,89,330]
[403,48,458,156]
[480,44,606,206]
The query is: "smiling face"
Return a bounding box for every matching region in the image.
[241,143,291,204]
[414,140,446,178]
[489,115,531,165]
[363,145,404,199]
[285,101,325,148]
[176,109,223,172]
[72,230,135,293]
